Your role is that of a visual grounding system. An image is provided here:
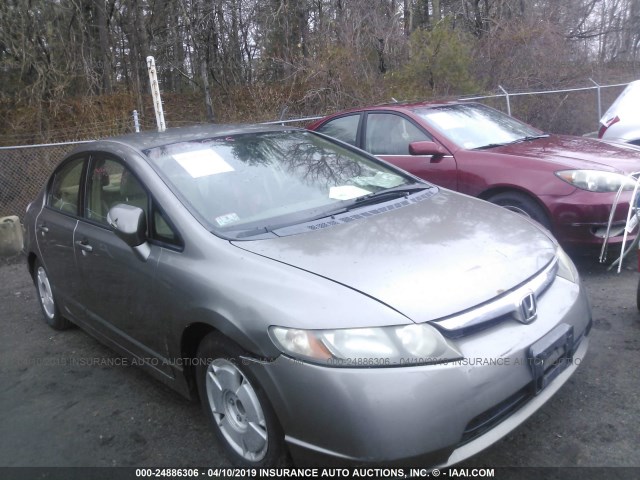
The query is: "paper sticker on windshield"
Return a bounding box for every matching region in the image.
[353,172,403,189]
[425,111,464,130]
[329,185,370,200]
[215,212,240,227]
[174,149,234,178]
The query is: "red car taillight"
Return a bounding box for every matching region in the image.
[599,115,620,138]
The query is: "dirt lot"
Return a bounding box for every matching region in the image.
[1,252,639,477]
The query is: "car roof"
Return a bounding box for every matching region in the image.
[75,123,301,154]
[316,99,468,118]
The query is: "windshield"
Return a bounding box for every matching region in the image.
[413,103,543,150]
[145,130,413,236]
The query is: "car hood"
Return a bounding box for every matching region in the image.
[487,134,640,174]
[232,190,556,324]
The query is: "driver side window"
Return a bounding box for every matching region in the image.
[84,155,182,247]
[365,113,431,155]
[85,157,149,225]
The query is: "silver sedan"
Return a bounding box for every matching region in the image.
[24,125,591,467]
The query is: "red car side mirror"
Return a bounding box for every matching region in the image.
[409,141,449,156]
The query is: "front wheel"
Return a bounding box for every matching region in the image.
[487,191,552,230]
[195,333,287,467]
[33,259,72,330]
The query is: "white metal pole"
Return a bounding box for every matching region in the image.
[146,56,166,132]
[589,78,602,123]
[133,110,140,133]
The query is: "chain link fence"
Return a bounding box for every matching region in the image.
[0,118,322,221]
[0,143,84,219]
[0,79,634,221]
[459,81,631,136]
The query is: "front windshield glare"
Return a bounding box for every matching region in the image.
[145,131,411,234]
[414,103,542,149]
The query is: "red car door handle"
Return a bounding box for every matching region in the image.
[75,240,93,253]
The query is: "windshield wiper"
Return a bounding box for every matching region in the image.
[299,183,428,217]
[473,143,509,150]
[474,133,550,150]
[233,226,271,238]
[229,183,428,238]
[513,134,550,143]
[350,184,428,208]
[229,205,351,239]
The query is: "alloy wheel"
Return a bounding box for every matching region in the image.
[36,266,56,320]
[205,359,268,461]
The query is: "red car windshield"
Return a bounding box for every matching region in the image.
[413,103,543,150]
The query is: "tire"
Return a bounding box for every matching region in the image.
[487,191,552,230]
[32,259,72,330]
[195,333,287,467]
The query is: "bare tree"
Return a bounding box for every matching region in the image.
[1,0,639,139]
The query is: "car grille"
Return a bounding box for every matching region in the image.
[459,386,531,445]
[431,258,558,339]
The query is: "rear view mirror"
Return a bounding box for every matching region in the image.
[409,141,449,156]
[107,204,150,261]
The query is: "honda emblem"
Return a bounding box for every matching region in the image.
[517,292,538,324]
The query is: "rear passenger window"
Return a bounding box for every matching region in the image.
[48,158,84,215]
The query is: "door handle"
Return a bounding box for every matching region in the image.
[75,240,93,253]
[37,224,49,233]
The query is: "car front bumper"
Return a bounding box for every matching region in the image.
[544,189,636,249]
[247,275,592,467]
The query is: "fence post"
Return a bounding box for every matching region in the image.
[132,110,140,133]
[146,56,166,132]
[589,78,602,124]
[498,85,511,116]
[279,106,288,126]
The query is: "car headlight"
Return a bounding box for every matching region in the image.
[555,170,636,192]
[269,324,462,367]
[556,246,579,283]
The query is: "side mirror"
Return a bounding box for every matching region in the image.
[107,204,150,261]
[409,141,449,156]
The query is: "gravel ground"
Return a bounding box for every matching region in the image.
[0,252,639,478]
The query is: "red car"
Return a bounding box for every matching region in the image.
[308,101,640,250]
